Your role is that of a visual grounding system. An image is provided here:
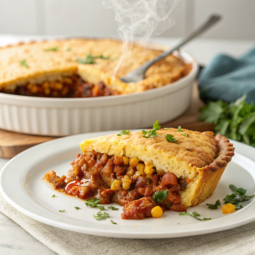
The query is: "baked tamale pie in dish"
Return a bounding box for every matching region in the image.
[0,38,191,97]
[44,125,235,220]
[0,38,198,136]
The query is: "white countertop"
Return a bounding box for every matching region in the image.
[0,35,254,254]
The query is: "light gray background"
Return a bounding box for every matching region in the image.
[0,0,254,39]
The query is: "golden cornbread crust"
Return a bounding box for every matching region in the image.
[0,38,191,94]
[80,129,234,207]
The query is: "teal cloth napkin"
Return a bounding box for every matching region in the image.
[198,48,255,104]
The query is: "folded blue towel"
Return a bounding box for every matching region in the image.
[198,48,255,104]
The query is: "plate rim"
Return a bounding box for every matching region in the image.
[1,131,255,239]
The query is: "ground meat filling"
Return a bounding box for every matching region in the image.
[44,151,187,219]
[1,75,119,98]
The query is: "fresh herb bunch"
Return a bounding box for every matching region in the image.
[142,120,161,138]
[117,130,130,136]
[206,199,221,209]
[94,211,110,221]
[179,211,211,221]
[199,95,255,147]
[223,184,255,210]
[153,190,169,203]
[85,198,105,211]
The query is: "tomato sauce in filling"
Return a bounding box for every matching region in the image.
[44,151,187,219]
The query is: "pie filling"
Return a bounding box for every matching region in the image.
[1,75,119,98]
[44,151,187,219]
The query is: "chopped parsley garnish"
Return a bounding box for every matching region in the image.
[52,194,56,198]
[206,199,221,209]
[177,126,188,137]
[59,210,65,213]
[85,198,105,211]
[164,128,172,130]
[44,46,59,52]
[77,53,112,64]
[142,120,161,138]
[223,184,255,210]
[111,220,117,224]
[97,54,111,59]
[66,48,71,51]
[165,134,178,143]
[94,211,110,221]
[77,54,96,64]
[20,59,29,68]
[179,211,211,221]
[74,207,80,210]
[108,206,119,210]
[117,130,130,136]
[153,190,169,203]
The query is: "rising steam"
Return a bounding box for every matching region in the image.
[103,0,180,75]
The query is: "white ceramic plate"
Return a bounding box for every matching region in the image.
[1,131,255,239]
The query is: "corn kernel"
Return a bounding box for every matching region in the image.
[55,82,63,90]
[44,88,51,95]
[129,158,139,168]
[136,163,145,175]
[123,156,129,165]
[146,174,153,179]
[144,162,154,175]
[222,203,236,214]
[122,175,132,190]
[111,180,122,191]
[126,166,135,176]
[27,83,34,89]
[30,86,38,93]
[42,82,50,88]
[63,78,72,84]
[133,171,141,179]
[151,206,163,218]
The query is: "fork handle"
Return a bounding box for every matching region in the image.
[141,15,221,75]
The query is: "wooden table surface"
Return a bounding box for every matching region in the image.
[0,83,214,159]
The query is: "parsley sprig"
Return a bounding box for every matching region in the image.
[77,53,112,64]
[223,184,255,210]
[77,54,96,64]
[85,198,105,211]
[177,126,188,137]
[20,59,29,68]
[198,95,255,147]
[108,206,119,210]
[117,130,130,136]
[153,190,169,203]
[165,134,178,143]
[94,211,110,221]
[142,120,161,138]
[74,206,80,210]
[111,220,117,224]
[206,199,221,209]
[179,211,211,221]
[44,46,59,52]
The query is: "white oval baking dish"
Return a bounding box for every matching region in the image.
[0,50,198,136]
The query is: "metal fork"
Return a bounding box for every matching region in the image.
[120,15,221,83]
